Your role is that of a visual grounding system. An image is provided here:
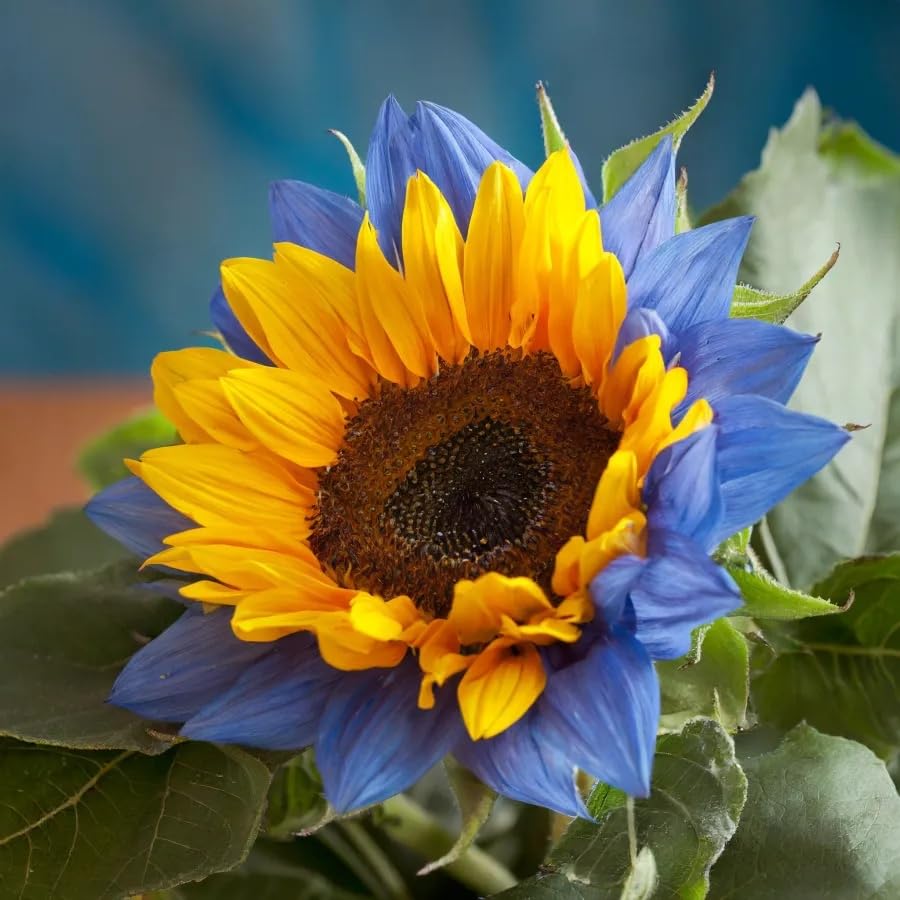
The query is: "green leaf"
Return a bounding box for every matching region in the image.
[0,562,182,752]
[0,738,273,899]
[330,129,367,207]
[0,507,128,589]
[79,407,176,490]
[537,81,567,156]
[657,618,749,733]
[727,564,845,620]
[708,725,900,898]
[601,74,714,202]
[501,720,746,899]
[702,89,900,587]
[729,246,838,324]
[266,750,331,838]
[171,838,372,899]
[751,553,900,760]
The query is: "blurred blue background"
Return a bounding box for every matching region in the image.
[3,0,899,376]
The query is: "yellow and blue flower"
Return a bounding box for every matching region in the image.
[87,97,848,818]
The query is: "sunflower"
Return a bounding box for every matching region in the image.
[87,97,847,817]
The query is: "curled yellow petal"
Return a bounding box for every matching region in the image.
[449,573,552,644]
[458,640,546,739]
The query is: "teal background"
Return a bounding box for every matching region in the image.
[3,0,899,375]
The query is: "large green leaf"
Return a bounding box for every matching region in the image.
[0,738,272,900]
[657,618,749,733]
[0,508,127,589]
[172,838,371,900]
[703,90,900,587]
[751,553,900,760]
[708,725,900,898]
[0,562,181,753]
[78,406,176,490]
[498,719,746,899]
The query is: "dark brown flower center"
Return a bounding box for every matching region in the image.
[310,351,617,617]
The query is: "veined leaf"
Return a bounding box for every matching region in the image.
[751,553,900,760]
[497,720,746,899]
[0,562,181,752]
[727,565,844,620]
[702,90,900,587]
[708,725,900,898]
[0,738,272,900]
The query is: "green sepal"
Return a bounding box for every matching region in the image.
[601,73,714,202]
[417,760,497,876]
[79,406,176,490]
[727,564,847,620]
[330,129,367,207]
[729,245,839,324]
[536,81,567,156]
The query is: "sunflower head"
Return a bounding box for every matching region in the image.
[88,95,848,816]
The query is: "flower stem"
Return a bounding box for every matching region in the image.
[380,793,517,894]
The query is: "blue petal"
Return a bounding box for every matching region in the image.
[85,477,193,559]
[590,555,644,629]
[180,635,340,749]
[454,710,589,818]
[627,217,754,332]
[538,630,659,798]
[209,286,271,365]
[412,101,532,234]
[109,607,269,722]
[613,306,673,361]
[268,180,363,269]
[709,395,850,545]
[643,427,724,552]
[621,529,742,659]
[316,659,464,813]
[675,319,818,412]
[365,96,416,262]
[601,137,676,279]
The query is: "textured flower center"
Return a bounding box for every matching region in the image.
[310,351,617,616]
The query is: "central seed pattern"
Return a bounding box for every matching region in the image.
[383,417,552,561]
[310,351,618,617]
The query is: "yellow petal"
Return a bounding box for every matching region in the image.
[179,580,250,605]
[349,592,422,641]
[355,216,436,384]
[586,450,640,539]
[221,256,373,400]
[619,366,689,474]
[573,252,627,389]
[128,444,313,536]
[548,210,603,378]
[402,172,470,364]
[463,162,525,351]
[551,535,585,597]
[173,378,258,451]
[600,334,663,426]
[220,367,345,468]
[449,573,552,644]
[458,640,546,739]
[315,611,408,670]
[152,348,257,444]
[578,511,647,585]
[656,398,714,456]
[230,590,331,642]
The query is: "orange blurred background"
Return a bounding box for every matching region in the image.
[0,383,150,541]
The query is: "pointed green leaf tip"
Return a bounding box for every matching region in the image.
[536,81,567,156]
[601,72,715,202]
[330,129,366,207]
[730,245,840,323]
